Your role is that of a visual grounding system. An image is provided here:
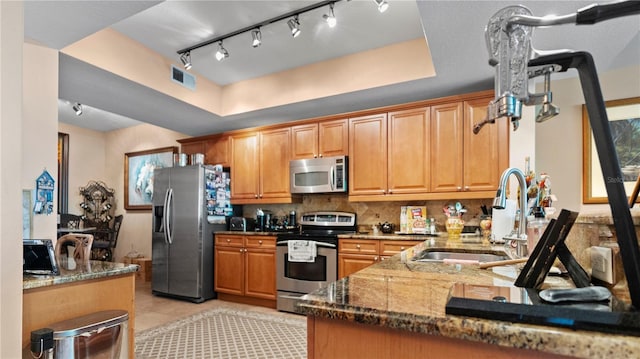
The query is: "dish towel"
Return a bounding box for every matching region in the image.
[288,240,317,263]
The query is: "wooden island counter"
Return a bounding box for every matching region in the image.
[297,235,640,359]
[23,258,138,358]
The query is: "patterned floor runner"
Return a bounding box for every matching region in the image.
[135,308,307,359]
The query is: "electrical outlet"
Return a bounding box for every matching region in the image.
[591,246,614,284]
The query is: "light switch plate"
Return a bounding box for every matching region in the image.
[591,246,613,284]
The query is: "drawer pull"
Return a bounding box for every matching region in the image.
[356,244,361,249]
[259,240,263,245]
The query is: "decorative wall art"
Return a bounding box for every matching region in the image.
[124,146,178,210]
[34,170,55,215]
[583,96,640,203]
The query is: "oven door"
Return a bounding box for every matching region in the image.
[276,241,337,295]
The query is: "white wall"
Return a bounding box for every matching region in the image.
[0,2,24,356]
[537,64,640,212]
[58,123,107,216]
[24,43,59,239]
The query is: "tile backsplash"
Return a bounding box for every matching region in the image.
[242,194,493,232]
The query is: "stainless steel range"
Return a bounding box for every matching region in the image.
[276,211,356,313]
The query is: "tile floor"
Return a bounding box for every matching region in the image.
[134,281,300,333]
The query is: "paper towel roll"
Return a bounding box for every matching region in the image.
[491,199,516,243]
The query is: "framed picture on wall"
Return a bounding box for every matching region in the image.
[583,96,640,203]
[124,146,178,210]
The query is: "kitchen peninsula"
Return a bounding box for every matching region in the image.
[297,236,640,359]
[22,258,138,358]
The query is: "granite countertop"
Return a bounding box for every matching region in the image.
[23,258,138,290]
[215,230,449,241]
[296,237,640,359]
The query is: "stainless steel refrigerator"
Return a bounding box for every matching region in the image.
[151,164,232,302]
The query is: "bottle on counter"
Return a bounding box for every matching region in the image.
[526,207,549,256]
[430,218,436,234]
[289,211,296,227]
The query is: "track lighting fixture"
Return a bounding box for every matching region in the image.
[287,15,301,38]
[72,103,83,116]
[323,3,337,28]
[374,0,389,13]
[215,41,229,61]
[180,51,192,70]
[177,1,346,67]
[251,28,262,48]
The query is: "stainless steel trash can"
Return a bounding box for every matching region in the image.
[49,310,128,359]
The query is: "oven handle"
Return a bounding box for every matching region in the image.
[276,240,336,248]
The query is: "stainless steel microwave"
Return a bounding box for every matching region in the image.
[290,155,348,194]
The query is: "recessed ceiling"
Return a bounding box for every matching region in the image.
[24,1,640,136]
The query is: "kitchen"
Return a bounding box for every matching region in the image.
[4,0,640,357]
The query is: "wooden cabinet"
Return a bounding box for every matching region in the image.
[349,113,388,196]
[180,140,205,157]
[230,127,294,204]
[338,239,417,278]
[430,102,464,192]
[348,93,508,201]
[430,97,509,197]
[214,234,276,301]
[339,239,379,278]
[291,119,349,159]
[178,135,229,166]
[206,135,230,166]
[463,98,509,192]
[349,108,430,198]
[387,108,431,195]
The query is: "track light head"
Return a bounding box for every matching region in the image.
[374,0,389,13]
[251,28,262,48]
[72,103,83,116]
[180,51,192,70]
[215,41,229,61]
[323,3,337,28]
[287,16,301,38]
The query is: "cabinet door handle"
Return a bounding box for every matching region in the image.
[457,186,462,191]
[388,190,392,194]
[400,247,405,250]
[374,256,379,261]
[254,194,259,198]
[258,240,263,245]
[464,186,470,191]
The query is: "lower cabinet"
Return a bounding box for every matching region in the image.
[338,239,417,278]
[214,234,277,303]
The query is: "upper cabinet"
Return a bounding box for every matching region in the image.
[178,135,229,167]
[349,92,508,201]
[348,109,430,199]
[349,113,388,196]
[463,98,509,192]
[178,90,506,203]
[206,135,230,167]
[291,118,348,159]
[430,102,464,192]
[430,96,509,198]
[230,127,296,204]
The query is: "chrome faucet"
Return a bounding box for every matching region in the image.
[493,167,528,256]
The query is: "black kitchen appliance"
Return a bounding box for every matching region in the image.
[276,211,356,313]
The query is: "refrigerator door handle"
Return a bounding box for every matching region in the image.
[165,188,174,245]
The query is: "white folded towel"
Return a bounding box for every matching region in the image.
[288,240,317,263]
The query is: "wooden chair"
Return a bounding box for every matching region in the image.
[56,234,94,262]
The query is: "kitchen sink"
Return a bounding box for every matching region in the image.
[412,249,508,263]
